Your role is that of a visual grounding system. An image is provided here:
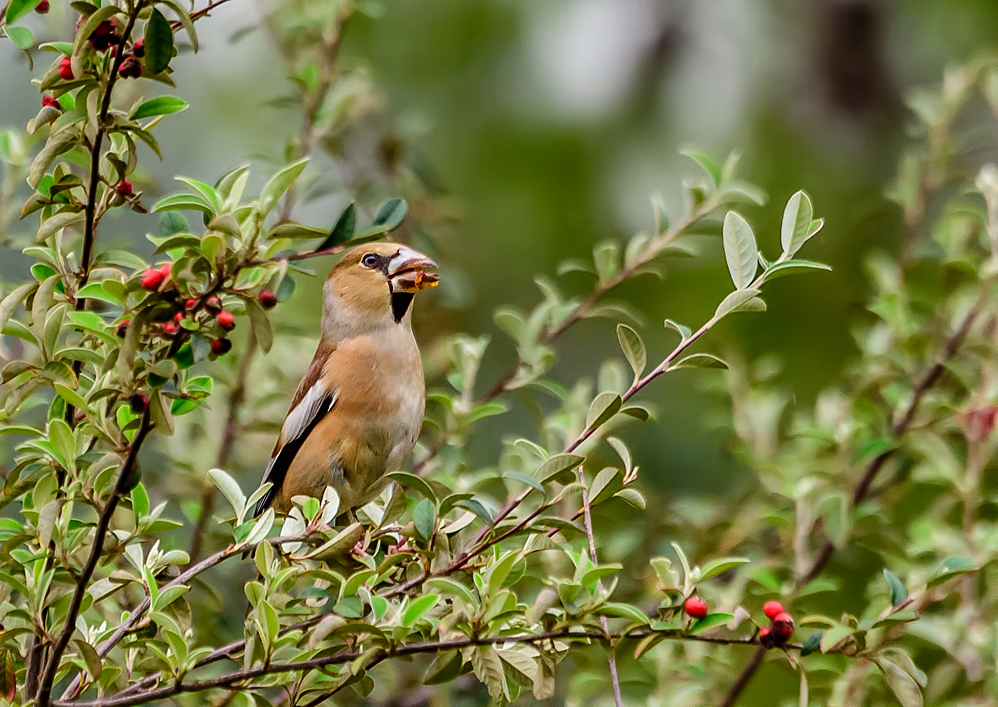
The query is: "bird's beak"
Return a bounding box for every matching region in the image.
[387,247,439,294]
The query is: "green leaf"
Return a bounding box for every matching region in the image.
[6,0,42,23]
[781,190,814,256]
[927,557,977,588]
[616,324,646,382]
[246,299,273,354]
[425,577,477,607]
[883,569,908,607]
[680,146,722,186]
[875,657,924,707]
[74,282,119,306]
[208,468,246,516]
[144,9,175,76]
[664,319,691,339]
[714,288,762,319]
[670,353,728,371]
[130,96,189,121]
[762,259,832,282]
[698,557,750,581]
[151,193,214,215]
[401,594,439,627]
[387,470,437,503]
[538,453,584,485]
[454,498,494,527]
[722,211,758,289]
[586,392,622,431]
[413,498,435,540]
[598,602,649,624]
[372,198,408,231]
[259,157,309,215]
[502,471,545,494]
[800,631,823,656]
[820,625,855,653]
[5,26,33,50]
[690,612,734,633]
[0,283,34,335]
[317,202,357,251]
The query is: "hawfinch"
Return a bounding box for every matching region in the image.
[253,243,439,516]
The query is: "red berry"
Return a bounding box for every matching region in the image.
[184,298,196,310]
[140,268,164,291]
[116,319,130,338]
[771,612,794,640]
[684,596,708,619]
[89,20,118,51]
[210,338,232,356]
[161,322,179,336]
[763,600,784,621]
[159,263,172,280]
[116,179,133,197]
[118,56,142,79]
[128,393,148,413]
[759,627,776,649]
[131,39,145,57]
[205,295,222,313]
[217,310,235,331]
[35,0,50,13]
[41,95,60,110]
[259,290,278,309]
[173,312,183,323]
[58,56,74,80]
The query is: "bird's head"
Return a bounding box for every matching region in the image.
[322,242,439,338]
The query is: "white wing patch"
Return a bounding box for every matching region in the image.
[282,382,338,446]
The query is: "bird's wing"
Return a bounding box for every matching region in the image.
[254,339,338,516]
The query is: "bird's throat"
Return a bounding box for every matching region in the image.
[391,292,414,323]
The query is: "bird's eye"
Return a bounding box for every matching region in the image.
[361,253,379,268]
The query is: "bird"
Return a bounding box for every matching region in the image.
[253,242,439,517]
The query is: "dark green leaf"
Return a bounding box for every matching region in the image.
[413,498,434,540]
[130,96,189,120]
[455,498,494,527]
[800,631,823,656]
[317,202,356,251]
[372,198,407,231]
[927,557,977,588]
[883,569,907,607]
[690,612,734,633]
[144,9,175,76]
[387,471,437,503]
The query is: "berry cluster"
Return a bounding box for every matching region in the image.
[124,266,279,356]
[758,600,795,648]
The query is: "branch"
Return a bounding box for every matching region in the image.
[60,532,312,700]
[720,296,984,707]
[35,410,154,707]
[56,626,794,707]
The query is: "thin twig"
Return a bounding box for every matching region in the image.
[55,626,796,707]
[577,466,624,707]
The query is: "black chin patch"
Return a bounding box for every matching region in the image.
[391,292,414,323]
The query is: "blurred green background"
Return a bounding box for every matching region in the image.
[2,0,997,536]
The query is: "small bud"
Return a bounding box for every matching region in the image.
[118,56,142,79]
[116,179,133,197]
[205,295,222,314]
[184,298,197,311]
[759,627,776,649]
[161,321,179,337]
[961,407,998,443]
[131,39,145,57]
[173,311,183,324]
[89,20,119,52]
[210,338,232,356]
[140,268,164,291]
[41,95,60,110]
[217,310,235,331]
[684,596,708,619]
[35,0,50,13]
[771,612,794,641]
[58,56,74,80]
[763,600,784,621]
[128,393,148,413]
[116,319,130,338]
[259,290,278,309]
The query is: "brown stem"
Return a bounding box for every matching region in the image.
[56,626,791,707]
[35,410,154,707]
